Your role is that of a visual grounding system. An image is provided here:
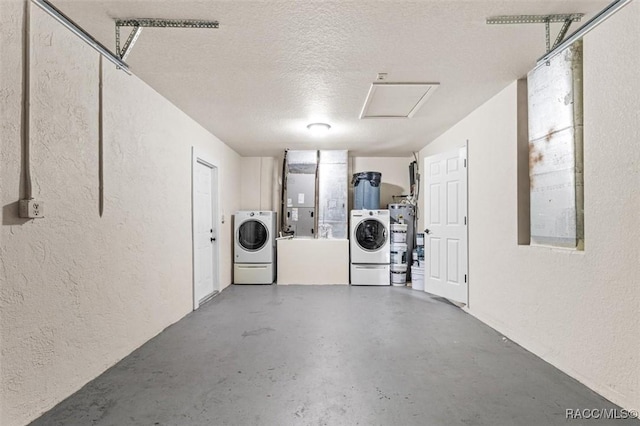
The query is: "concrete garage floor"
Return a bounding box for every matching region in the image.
[31,285,637,426]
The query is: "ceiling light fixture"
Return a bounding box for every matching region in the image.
[307,123,331,136]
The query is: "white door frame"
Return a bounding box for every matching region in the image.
[423,143,469,305]
[191,147,221,310]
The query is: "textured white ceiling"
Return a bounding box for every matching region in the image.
[53,0,609,156]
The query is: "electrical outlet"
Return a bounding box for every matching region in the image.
[19,199,44,219]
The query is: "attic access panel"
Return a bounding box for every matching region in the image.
[360,82,439,119]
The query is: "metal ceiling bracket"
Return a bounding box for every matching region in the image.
[553,19,574,50]
[538,0,633,66]
[486,14,584,53]
[115,18,219,60]
[118,26,142,61]
[32,0,130,74]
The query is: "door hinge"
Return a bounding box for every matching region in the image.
[464,159,467,168]
[464,216,467,225]
[464,274,467,283]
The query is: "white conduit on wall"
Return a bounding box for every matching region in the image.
[22,0,130,210]
[22,0,32,200]
[98,55,104,217]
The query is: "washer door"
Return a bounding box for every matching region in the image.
[238,220,268,251]
[355,219,387,251]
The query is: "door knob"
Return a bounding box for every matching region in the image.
[211,237,216,242]
[424,229,431,234]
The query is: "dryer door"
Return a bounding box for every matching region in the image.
[238,220,269,252]
[355,219,387,251]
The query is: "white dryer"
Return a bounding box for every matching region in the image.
[234,211,276,284]
[350,210,390,285]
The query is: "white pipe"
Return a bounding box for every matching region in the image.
[98,56,104,217]
[23,0,32,200]
[538,0,633,65]
[31,0,130,74]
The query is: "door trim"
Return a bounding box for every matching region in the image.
[191,147,221,310]
[461,142,470,306]
[465,140,470,308]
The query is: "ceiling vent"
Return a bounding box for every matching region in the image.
[360,82,439,119]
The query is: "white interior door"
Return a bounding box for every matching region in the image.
[192,149,219,310]
[424,146,468,304]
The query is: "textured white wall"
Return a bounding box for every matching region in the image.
[418,4,639,411]
[240,157,261,210]
[0,3,241,425]
[240,157,276,211]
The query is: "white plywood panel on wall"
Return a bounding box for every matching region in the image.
[527,42,583,248]
[277,239,349,284]
[528,65,579,141]
[240,156,276,211]
[240,157,262,210]
[260,157,275,211]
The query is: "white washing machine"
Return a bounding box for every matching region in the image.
[350,209,390,285]
[234,211,276,284]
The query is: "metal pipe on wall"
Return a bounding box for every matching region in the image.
[22,0,33,200]
[98,55,104,217]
